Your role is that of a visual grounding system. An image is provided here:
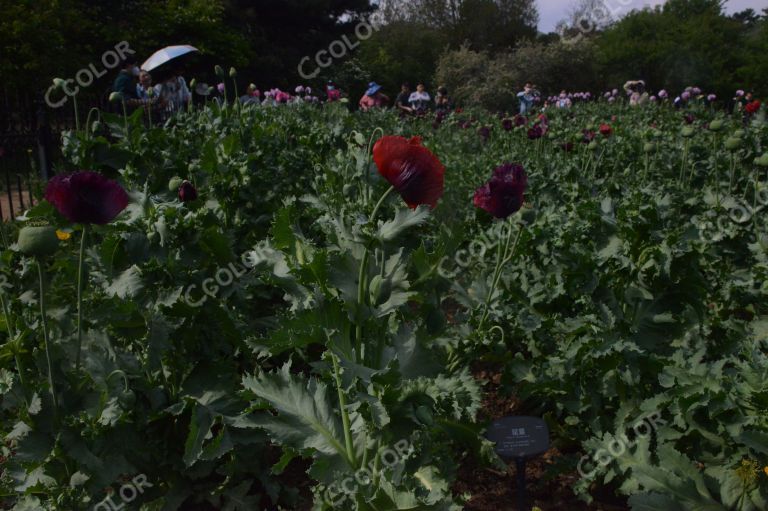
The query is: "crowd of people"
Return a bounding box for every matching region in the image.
[110,55,760,122]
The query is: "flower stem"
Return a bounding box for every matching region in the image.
[477,221,524,332]
[0,291,25,394]
[331,352,357,469]
[75,225,88,371]
[73,95,80,132]
[355,186,395,361]
[37,260,58,422]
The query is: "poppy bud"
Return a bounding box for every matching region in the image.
[709,120,724,132]
[755,154,768,167]
[214,65,225,77]
[53,78,65,88]
[369,275,393,306]
[414,405,434,426]
[17,224,58,257]
[91,120,101,133]
[734,129,745,139]
[168,176,183,193]
[229,67,237,78]
[588,141,598,150]
[178,180,198,202]
[725,137,742,151]
[681,127,695,138]
[189,78,197,89]
[109,92,123,103]
[643,142,656,153]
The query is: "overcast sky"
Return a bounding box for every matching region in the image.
[537,0,768,32]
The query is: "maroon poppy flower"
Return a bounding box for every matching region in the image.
[473,163,527,219]
[45,171,129,224]
[599,124,612,137]
[527,126,543,140]
[478,126,491,141]
[373,136,445,209]
[502,118,513,131]
[514,115,527,127]
[582,130,596,143]
[683,114,695,124]
[178,180,198,202]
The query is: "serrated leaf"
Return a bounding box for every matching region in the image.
[377,206,431,242]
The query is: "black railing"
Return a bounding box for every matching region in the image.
[0,87,109,221]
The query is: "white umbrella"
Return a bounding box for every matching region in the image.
[141,45,199,73]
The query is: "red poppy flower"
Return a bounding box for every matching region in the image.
[373,136,445,209]
[599,124,612,137]
[745,100,761,114]
[473,163,527,219]
[45,171,129,224]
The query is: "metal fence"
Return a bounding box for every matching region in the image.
[0,88,108,222]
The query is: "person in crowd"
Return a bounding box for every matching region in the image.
[624,80,648,106]
[359,82,389,111]
[556,90,572,109]
[517,83,538,115]
[408,82,431,114]
[326,81,342,102]
[435,86,451,113]
[395,83,413,115]
[239,84,261,105]
[136,71,154,100]
[112,56,141,102]
[154,66,192,118]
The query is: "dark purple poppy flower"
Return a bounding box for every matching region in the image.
[45,171,129,224]
[473,163,528,219]
[178,180,198,202]
[502,119,513,131]
[460,120,473,129]
[582,129,596,143]
[514,115,527,127]
[478,126,491,141]
[684,114,695,124]
[527,126,543,140]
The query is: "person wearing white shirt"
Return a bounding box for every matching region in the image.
[408,83,431,113]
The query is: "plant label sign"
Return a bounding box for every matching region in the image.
[486,416,549,459]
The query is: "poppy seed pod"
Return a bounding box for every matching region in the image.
[18,224,59,257]
[681,127,695,138]
[725,137,742,151]
[709,120,724,132]
[168,176,183,193]
[53,78,66,88]
[754,154,768,167]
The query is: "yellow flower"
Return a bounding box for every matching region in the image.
[55,230,71,241]
[764,466,768,477]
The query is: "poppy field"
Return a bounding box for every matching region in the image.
[1,99,768,511]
